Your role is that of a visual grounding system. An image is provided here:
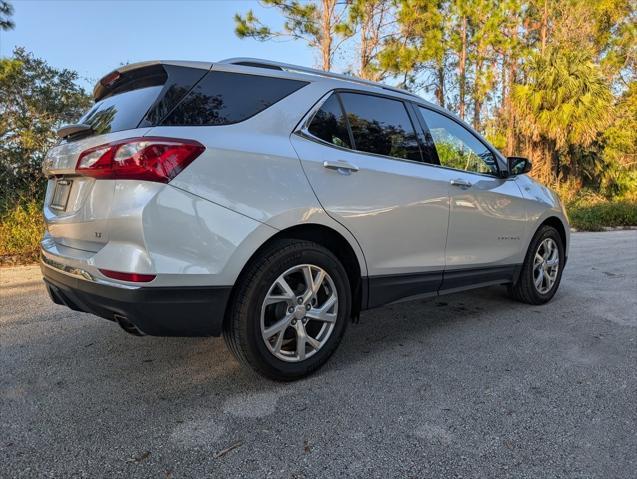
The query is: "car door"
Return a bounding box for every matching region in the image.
[414,106,527,290]
[290,91,451,306]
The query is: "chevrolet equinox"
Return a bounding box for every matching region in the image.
[41,58,569,380]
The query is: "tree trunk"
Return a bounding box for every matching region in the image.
[359,2,372,78]
[320,0,335,70]
[473,57,483,129]
[540,0,548,54]
[436,61,445,108]
[504,26,519,156]
[541,139,558,183]
[473,99,482,130]
[458,16,467,120]
[505,59,517,156]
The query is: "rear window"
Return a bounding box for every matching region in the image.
[79,65,206,136]
[80,85,163,135]
[161,71,308,126]
[74,67,307,139]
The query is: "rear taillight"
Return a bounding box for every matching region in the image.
[99,269,156,282]
[76,137,205,183]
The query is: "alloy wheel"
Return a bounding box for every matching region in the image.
[533,238,560,294]
[260,264,338,362]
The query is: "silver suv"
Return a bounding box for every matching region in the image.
[41,58,569,380]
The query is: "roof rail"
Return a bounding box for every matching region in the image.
[220,57,420,99]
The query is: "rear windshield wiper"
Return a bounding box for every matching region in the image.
[57,123,94,140]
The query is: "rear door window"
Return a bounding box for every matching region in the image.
[307,94,351,148]
[339,92,422,161]
[161,71,308,126]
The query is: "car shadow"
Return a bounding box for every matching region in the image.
[2,281,541,406]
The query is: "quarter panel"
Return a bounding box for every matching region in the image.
[142,185,278,286]
[153,83,330,225]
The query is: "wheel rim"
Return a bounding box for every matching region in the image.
[260,264,338,362]
[533,238,560,294]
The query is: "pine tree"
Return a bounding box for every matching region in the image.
[234,0,351,71]
[0,0,14,30]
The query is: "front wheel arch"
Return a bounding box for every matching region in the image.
[510,224,565,304]
[514,216,567,286]
[539,216,568,257]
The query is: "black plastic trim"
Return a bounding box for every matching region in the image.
[368,271,443,308]
[41,264,231,337]
[441,265,517,290]
[364,264,521,309]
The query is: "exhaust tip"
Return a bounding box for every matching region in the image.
[114,314,145,336]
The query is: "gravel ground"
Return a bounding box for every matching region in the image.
[1,231,636,478]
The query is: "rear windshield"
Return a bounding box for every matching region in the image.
[80,84,164,135]
[73,66,308,139]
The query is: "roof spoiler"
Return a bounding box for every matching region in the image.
[92,60,213,101]
[92,61,161,101]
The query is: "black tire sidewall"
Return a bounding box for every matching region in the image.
[237,241,350,380]
[522,226,565,303]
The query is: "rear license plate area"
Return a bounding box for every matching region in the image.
[50,179,73,211]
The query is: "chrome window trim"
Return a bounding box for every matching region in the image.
[295,129,512,180]
[295,89,426,166]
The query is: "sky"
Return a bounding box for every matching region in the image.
[0,0,317,91]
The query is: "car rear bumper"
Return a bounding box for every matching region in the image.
[41,262,232,337]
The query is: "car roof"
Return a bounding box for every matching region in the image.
[93,58,437,108]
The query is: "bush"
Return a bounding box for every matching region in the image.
[0,199,43,265]
[567,201,637,231]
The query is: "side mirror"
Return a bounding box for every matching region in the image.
[507,156,532,176]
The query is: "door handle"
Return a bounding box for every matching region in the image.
[450,179,472,188]
[323,160,359,174]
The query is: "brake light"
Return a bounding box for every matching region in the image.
[99,269,156,282]
[100,70,121,87]
[76,137,205,183]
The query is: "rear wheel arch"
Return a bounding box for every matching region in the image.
[226,223,365,326]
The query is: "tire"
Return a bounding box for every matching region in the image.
[223,239,351,381]
[509,225,565,305]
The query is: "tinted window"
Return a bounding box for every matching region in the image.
[141,66,208,127]
[339,92,421,161]
[418,107,498,175]
[162,71,308,126]
[77,65,205,137]
[307,94,351,148]
[80,85,164,136]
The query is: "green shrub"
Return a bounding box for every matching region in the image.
[0,200,43,265]
[567,201,637,231]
